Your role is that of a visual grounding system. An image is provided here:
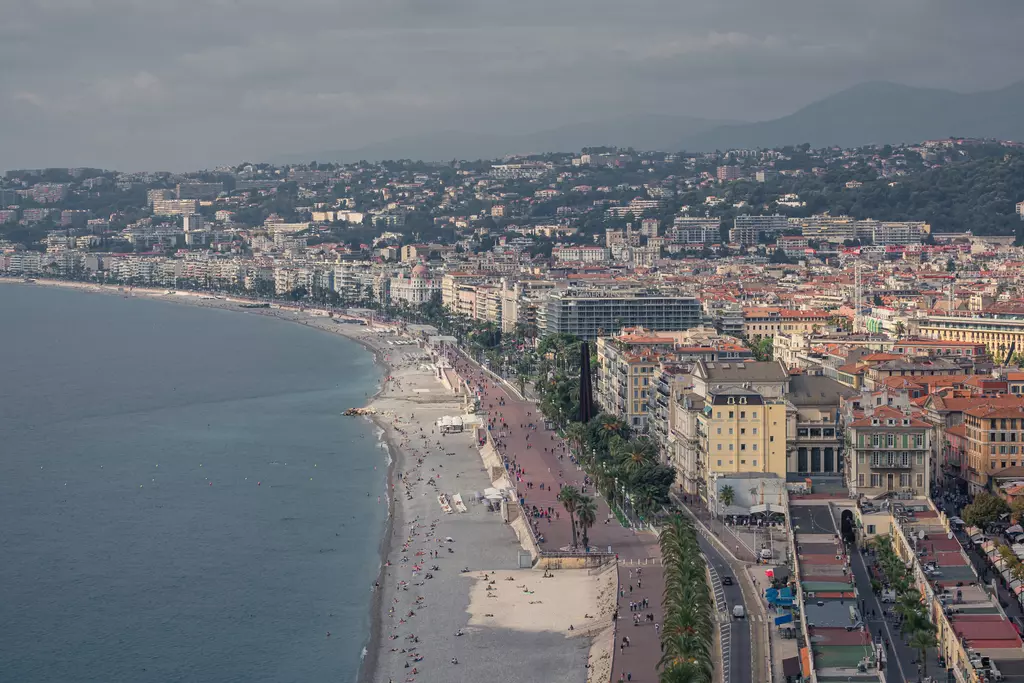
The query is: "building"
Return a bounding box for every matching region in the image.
[147,189,173,206]
[176,182,223,199]
[786,375,857,475]
[963,404,1024,494]
[699,388,789,490]
[743,307,832,339]
[667,217,720,245]
[551,246,611,263]
[845,405,931,498]
[639,218,659,238]
[183,214,205,233]
[539,289,702,340]
[596,328,751,429]
[152,198,200,216]
[716,166,742,182]
[729,214,788,245]
[1017,200,1024,219]
[916,308,1024,361]
[755,170,776,183]
[389,264,441,305]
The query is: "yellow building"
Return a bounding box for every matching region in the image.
[743,307,832,339]
[698,388,788,480]
[917,310,1024,361]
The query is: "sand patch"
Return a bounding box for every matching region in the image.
[467,564,616,638]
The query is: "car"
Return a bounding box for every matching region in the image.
[732,605,745,619]
[722,576,734,586]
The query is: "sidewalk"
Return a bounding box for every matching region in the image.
[449,350,665,683]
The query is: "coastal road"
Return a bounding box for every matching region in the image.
[448,349,752,683]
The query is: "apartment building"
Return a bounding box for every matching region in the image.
[729,214,788,246]
[743,307,832,339]
[667,217,720,245]
[846,405,931,498]
[551,246,611,263]
[716,165,742,181]
[152,198,200,216]
[699,388,788,481]
[917,308,1024,361]
[963,404,1024,494]
[538,289,703,340]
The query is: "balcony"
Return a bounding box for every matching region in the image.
[870,459,913,469]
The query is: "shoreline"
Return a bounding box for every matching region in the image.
[2,276,610,683]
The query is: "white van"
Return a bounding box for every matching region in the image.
[732,605,746,619]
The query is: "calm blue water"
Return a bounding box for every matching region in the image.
[0,285,388,683]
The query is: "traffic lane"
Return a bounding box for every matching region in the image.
[698,534,751,683]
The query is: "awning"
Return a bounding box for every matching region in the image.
[750,503,786,514]
[775,613,794,626]
[783,656,801,678]
[800,647,812,678]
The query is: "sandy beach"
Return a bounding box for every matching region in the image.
[3,277,613,683]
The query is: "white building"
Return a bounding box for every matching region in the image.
[389,265,440,305]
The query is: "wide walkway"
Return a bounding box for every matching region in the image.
[447,350,665,683]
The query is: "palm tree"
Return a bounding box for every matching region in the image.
[718,485,735,510]
[894,320,907,339]
[908,629,937,676]
[565,422,588,461]
[576,495,597,550]
[557,485,581,548]
[613,437,658,477]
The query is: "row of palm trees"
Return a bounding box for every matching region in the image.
[556,485,599,550]
[563,415,675,522]
[872,535,939,676]
[658,515,715,683]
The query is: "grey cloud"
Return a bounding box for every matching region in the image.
[1,0,1022,169]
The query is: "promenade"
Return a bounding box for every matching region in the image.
[448,351,665,683]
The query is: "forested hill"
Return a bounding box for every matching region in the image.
[803,153,1024,236]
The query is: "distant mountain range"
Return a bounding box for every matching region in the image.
[277,115,725,164]
[676,81,1024,151]
[280,81,1024,163]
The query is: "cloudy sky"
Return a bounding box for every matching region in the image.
[3,0,1022,170]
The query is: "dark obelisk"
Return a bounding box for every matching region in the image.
[578,342,595,423]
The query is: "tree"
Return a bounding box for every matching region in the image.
[1012,496,1024,524]
[576,495,597,550]
[719,485,735,510]
[908,629,937,677]
[962,492,1010,529]
[557,485,582,548]
[894,320,906,339]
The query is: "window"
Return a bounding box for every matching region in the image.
[858,473,865,487]
[916,474,924,488]
[716,412,721,418]
[740,459,746,464]
[769,436,774,442]
[729,411,734,419]
[870,474,880,487]
[752,428,758,435]
[740,411,746,419]
[867,524,876,534]
[859,453,865,463]
[729,444,734,451]
[752,460,758,467]
[886,434,895,447]
[717,459,722,466]
[914,434,924,448]
[752,444,758,451]
[900,473,910,487]
[916,454,923,465]
[740,444,746,451]
[872,434,880,447]
[717,428,722,435]
[728,428,734,435]
[740,428,746,435]
[717,444,722,451]
[752,412,758,419]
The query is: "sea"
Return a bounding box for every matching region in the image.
[0,284,388,683]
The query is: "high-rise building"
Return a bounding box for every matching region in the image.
[716,166,742,181]
[539,289,702,340]
[152,199,199,216]
[147,189,173,206]
[668,217,720,245]
[729,214,788,245]
[183,214,205,233]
